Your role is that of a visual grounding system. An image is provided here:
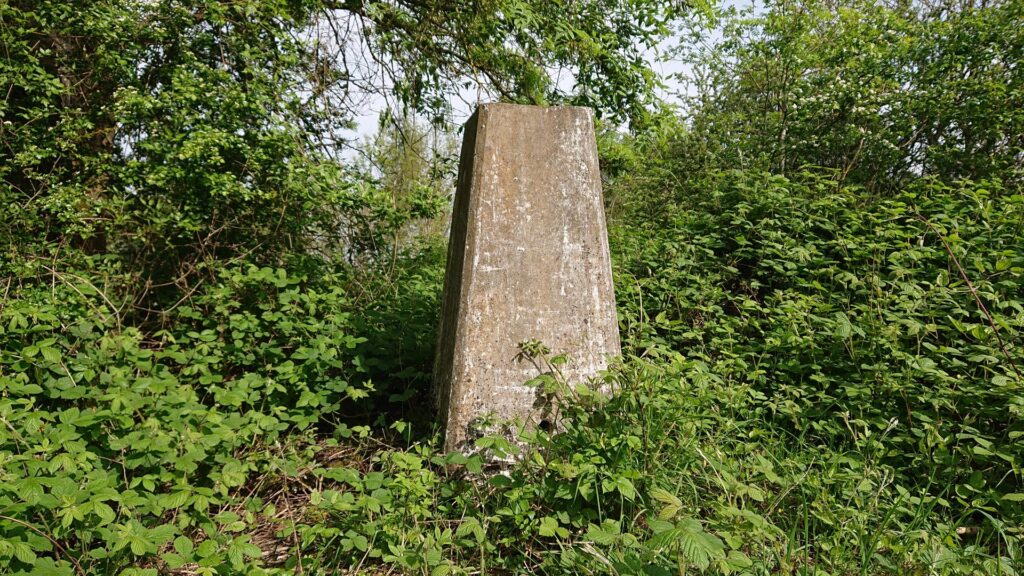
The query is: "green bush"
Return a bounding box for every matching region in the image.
[610,168,1024,572]
[3,0,1023,574]
[0,262,369,574]
[3,172,1021,574]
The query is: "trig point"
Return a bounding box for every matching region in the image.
[433,103,620,452]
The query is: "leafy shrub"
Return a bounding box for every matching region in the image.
[673,0,1024,192]
[0,262,368,574]
[3,170,1021,574]
[3,1,1023,573]
[611,168,1024,570]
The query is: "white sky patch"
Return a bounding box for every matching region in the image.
[343,0,763,146]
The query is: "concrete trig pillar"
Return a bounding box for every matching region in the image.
[433,103,620,452]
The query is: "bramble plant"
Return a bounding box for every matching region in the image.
[2,0,1023,574]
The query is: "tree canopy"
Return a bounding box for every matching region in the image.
[1,0,1022,574]
[2,0,682,312]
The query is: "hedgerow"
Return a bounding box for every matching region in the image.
[3,168,1021,574]
[3,0,1023,574]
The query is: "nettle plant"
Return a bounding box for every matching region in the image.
[609,166,1024,572]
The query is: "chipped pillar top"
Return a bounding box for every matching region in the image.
[433,103,621,452]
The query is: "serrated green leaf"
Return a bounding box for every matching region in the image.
[538,516,560,537]
[615,476,636,500]
[161,552,187,569]
[13,541,37,564]
[586,523,617,545]
[94,502,116,524]
[174,536,194,557]
[650,487,682,508]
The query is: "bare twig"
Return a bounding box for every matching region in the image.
[39,265,118,328]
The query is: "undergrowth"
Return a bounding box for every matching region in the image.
[5,0,1023,573]
[3,170,1022,575]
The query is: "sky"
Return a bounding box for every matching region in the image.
[338,0,761,149]
[341,29,696,143]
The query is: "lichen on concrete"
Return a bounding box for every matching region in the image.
[433,103,620,453]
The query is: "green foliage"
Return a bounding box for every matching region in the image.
[608,165,1024,573]
[0,0,686,570]
[348,240,448,408]
[1,0,678,317]
[0,261,367,574]
[2,0,340,278]
[349,0,683,124]
[3,0,1024,574]
[673,0,1024,192]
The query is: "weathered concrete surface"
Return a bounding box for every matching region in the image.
[434,103,620,452]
